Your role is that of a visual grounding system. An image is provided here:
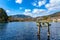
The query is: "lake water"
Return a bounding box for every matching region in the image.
[0,22,60,40]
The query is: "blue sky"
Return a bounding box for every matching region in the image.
[0,0,60,17]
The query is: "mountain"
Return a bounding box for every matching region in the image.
[35,12,60,21]
[8,12,60,22]
[9,14,32,18]
[47,12,60,17]
[8,14,33,22]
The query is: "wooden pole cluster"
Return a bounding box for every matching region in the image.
[36,22,41,40]
[36,22,51,40]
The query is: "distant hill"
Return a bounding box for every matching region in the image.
[8,14,33,22]
[35,12,60,20]
[8,12,60,22]
[9,14,32,18]
[47,12,60,17]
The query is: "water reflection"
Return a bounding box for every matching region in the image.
[0,23,7,30]
[37,34,40,40]
[37,26,40,40]
[0,23,8,40]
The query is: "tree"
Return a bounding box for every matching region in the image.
[43,16,48,20]
[0,8,8,22]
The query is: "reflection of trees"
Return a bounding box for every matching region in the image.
[0,23,7,30]
[0,23,8,37]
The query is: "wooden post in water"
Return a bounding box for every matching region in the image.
[37,22,41,40]
[47,22,50,40]
[38,22,40,36]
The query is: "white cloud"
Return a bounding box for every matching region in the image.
[32,9,40,13]
[15,0,22,4]
[32,9,51,17]
[6,10,10,13]
[24,12,32,16]
[38,1,42,7]
[45,0,60,10]
[45,0,60,15]
[38,0,46,7]
[50,0,60,4]
[32,9,47,14]
[24,8,59,17]
[23,0,60,17]
[23,9,32,16]
[32,0,46,7]
[32,3,37,6]
[25,9,31,12]
[23,9,50,17]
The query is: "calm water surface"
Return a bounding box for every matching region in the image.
[0,22,60,40]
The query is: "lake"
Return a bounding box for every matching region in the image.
[0,22,60,40]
